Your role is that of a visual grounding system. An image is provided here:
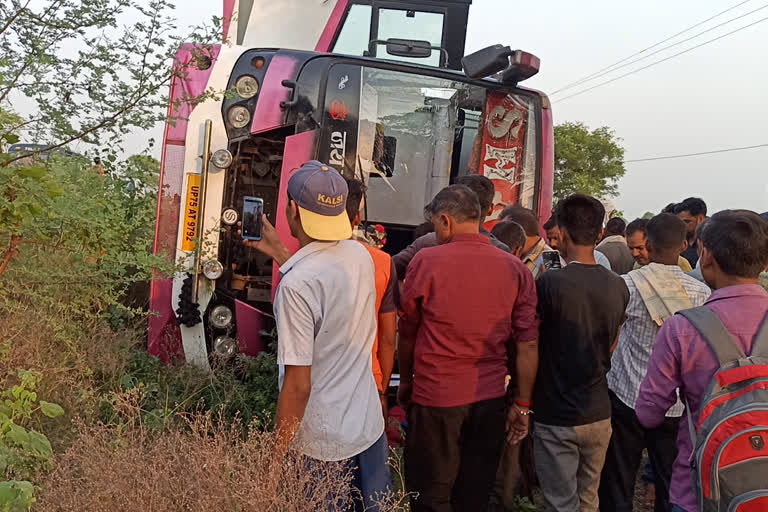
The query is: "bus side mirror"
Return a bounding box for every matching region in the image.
[462,45,514,80]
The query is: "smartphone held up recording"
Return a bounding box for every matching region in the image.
[242,196,263,241]
[542,250,562,270]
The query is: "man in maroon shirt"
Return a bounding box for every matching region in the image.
[399,185,540,512]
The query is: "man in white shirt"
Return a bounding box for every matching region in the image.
[251,161,389,509]
[598,214,711,512]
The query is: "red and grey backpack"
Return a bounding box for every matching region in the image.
[678,306,768,512]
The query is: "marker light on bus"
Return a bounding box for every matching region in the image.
[227,106,251,129]
[211,149,233,169]
[202,259,224,280]
[235,75,260,99]
[213,335,237,357]
[209,305,233,329]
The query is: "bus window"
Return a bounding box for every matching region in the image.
[333,4,373,57]
[377,9,444,66]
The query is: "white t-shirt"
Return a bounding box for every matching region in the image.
[274,240,383,461]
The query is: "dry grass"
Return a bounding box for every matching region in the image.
[36,392,410,512]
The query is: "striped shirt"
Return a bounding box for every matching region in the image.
[607,265,711,416]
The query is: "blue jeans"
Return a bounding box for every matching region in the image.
[347,432,392,511]
[671,506,687,512]
[307,432,391,512]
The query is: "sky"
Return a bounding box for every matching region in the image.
[133,0,767,219]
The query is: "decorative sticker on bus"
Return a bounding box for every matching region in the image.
[320,64,361,175]
[479,91,528,227]
[181,173,202,252]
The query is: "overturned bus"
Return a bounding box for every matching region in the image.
[149,0,554,369]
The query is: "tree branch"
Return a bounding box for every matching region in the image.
[0,0,32,37]
[0,235,22,279]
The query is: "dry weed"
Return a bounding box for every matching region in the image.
[37,392,411,511]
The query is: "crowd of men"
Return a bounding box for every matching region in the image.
[247,160,768,512]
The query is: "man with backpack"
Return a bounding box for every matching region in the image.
[636,209,768,512]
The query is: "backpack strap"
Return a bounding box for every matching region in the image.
[677,306,746,366]
[750,311,768,358]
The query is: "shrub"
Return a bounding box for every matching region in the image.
[37,397,410,512]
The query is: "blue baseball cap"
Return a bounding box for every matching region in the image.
[287,161,351,241]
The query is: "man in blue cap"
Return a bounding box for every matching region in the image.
[249,161,390,509]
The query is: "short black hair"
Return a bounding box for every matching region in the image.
[344,177,367,223]
[646,213,686,250]
[605,217,627,237]
[543,216,557,231]
[760,212,768,222]
[424,185,481,223]
[675,197,707,217]
[556,194,605,246]
[455,174,495,214]
[700,210,768,278]
[626,218,649,237]
[661,203,678,214]
[499,206,539,237]
[491,220,526,251]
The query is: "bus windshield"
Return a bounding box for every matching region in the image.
[319,64,539,227]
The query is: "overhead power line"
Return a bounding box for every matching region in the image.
[552,2,768,95]
[551,0,754,95]
[624,143,768,163]
[553,14,768,103]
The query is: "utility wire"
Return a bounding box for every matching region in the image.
[624,143,768,163]
[552,2,768,95]
[554,14,768,103]
[551,0,754,95]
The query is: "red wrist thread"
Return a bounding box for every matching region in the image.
[514,399,532,408]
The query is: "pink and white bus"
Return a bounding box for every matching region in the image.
[149,0,554,368]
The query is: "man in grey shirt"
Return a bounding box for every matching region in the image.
[393,174,509,280]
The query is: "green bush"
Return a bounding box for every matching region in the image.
[104,349,279,431]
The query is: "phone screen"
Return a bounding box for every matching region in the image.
[242,197,263,241]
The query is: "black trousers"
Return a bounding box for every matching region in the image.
[598,390,680,512]
[405,397,506,512]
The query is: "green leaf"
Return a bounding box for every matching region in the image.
[3,133,20,144]
[5,424,30,446]
[0,480,35,511]
[26,430,53,458]
[38,401,64,419]
[16,167,47,179]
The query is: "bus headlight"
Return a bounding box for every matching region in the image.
[202,259,224,280]
[209,305,233,329]
[211,149,233,169]
[227,106,251,129]
[235,75,260,99]
[213,335,237,357]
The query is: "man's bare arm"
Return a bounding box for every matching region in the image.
[275,365,312,452]
[377,311,397,391]
[515,339,538,404]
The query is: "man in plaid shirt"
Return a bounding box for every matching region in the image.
[598,214,711,512]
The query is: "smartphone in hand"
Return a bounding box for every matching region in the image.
[242,196,263,241]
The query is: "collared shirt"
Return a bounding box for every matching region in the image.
[393,228,509,281]
[399,233,539,408]
[636,284,768,512]
[275,240,384,461]
[608,265,711,417]
[596,235,635,275]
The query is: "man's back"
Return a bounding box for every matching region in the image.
[596,236,634,274]
[637,284,768,512]
[275,240,383,461]
[534,264,630,426]
[399,233,538,408]
[608,265,711,413]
